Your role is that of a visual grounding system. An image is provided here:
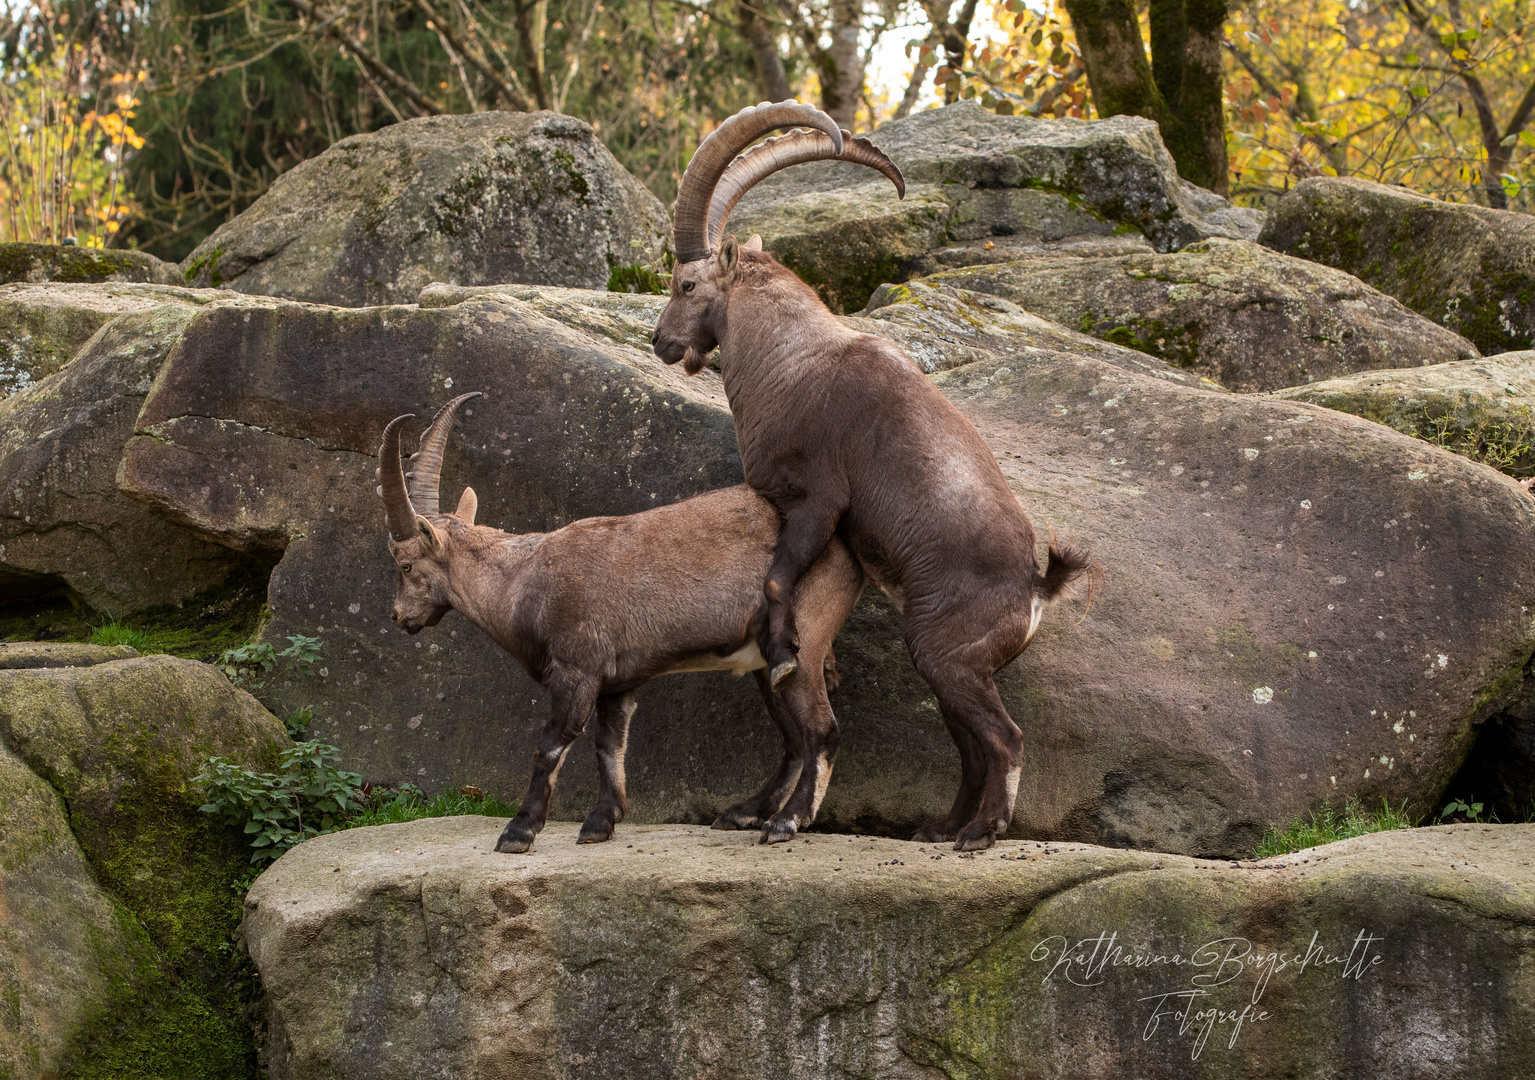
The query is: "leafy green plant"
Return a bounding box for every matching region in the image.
[195,741,364,865]
[195,738,518,887]
[1439,797,1486,823]
[1256,796,1418,858]
[217,634,323,687]
[281,706,314,739]
[91,619,151,651]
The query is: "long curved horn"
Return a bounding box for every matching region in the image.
[405,391,483,516]
[377,413,418,541]
[706,128,905,251]
[674,100,842,265]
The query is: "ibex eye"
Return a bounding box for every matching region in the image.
[401,564,411,574]
[682,281,695,294]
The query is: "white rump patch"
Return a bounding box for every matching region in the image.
[1023,596,1045,647]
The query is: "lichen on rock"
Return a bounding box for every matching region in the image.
[1260,176,1535,355]
[925,237,1479,392]
[178,111,670,307]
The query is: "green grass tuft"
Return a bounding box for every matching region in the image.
[341,784,519,830]
[1255,796,1418,858]
[90,619,152,651]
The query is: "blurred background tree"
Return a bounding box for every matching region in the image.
[2,0,1529,261]
[0,1,147,244]
[1223,0,1535,209]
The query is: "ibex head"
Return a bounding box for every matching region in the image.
[376,392,482,634]
[652,100,903,374]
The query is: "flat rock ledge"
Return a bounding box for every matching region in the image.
[245,819,1535,1079]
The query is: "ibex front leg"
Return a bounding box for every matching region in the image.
[759,494,846,689]
[578,691,636,844]
[496,667,600,854]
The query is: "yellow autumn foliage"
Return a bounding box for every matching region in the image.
[1225,0,1535,209]
[950,0,1533,210]
[0,51,148,246]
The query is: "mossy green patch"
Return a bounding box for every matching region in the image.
[64,897,260,1080]
[0,657,290,1079]
[606,264,669,294]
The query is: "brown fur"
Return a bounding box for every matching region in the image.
[653,239,1099,851]
[385,474,863,853]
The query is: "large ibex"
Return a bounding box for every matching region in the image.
[652,102,1099,851]
[378,392,863,851]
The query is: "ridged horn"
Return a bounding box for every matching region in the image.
[674,100,841,265]
[377,413,418,542]
[706,127,905,251]
[405,391,483,516]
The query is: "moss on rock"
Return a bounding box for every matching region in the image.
[0,243,180,288]
[1271,352,1535,481]
[1260,176,1535,355]
[927,237,1478,392]
[0,655,291,1077]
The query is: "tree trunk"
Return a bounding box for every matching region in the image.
[1062,0,1229,194]
[821,0,864,128]
[738,1,792,103]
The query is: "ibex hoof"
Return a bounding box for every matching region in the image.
[711,809,763,830]
[495,821,538,853]
[953,830,997,853]
[912,823,958,844]
[768,657,799,690]
[577,817,615,844]
[760,819,797,845]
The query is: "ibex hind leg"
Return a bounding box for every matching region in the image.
[908,613,1028,851]
[496,672,600,854]
[911,714,987,844]
[714,670,804,831]
[579,692,637,844]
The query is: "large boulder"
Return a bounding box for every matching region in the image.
[179,112,670,306]
[0,736,146,1080]
[854,279,1212,385]
[1270,352,1535,478]
[1259,176,1535,355]
[924,237,1480,392]
[0,298,263,613]
[0,652,291,1077]
[0,242,180,287]
[0,281,217,399]
[244,818,1535,1079]
[727,101,1264,312]
[102,284,1535,858]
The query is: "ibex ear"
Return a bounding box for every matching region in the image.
[743,233,763,252]
[416,516,444,553]
[454,487,478,525]
[719,234,740,278]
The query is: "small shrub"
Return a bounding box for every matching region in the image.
[217,633,322,688]
[195,742,517,888]
[1255,796,1418,858]
[195,741,364,865]
[1439,797,1486,823]
[281,706,314,739]
[91,619,151,651]
[1428,405,1535,481]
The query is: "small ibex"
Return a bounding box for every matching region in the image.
[378,393,863,852]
